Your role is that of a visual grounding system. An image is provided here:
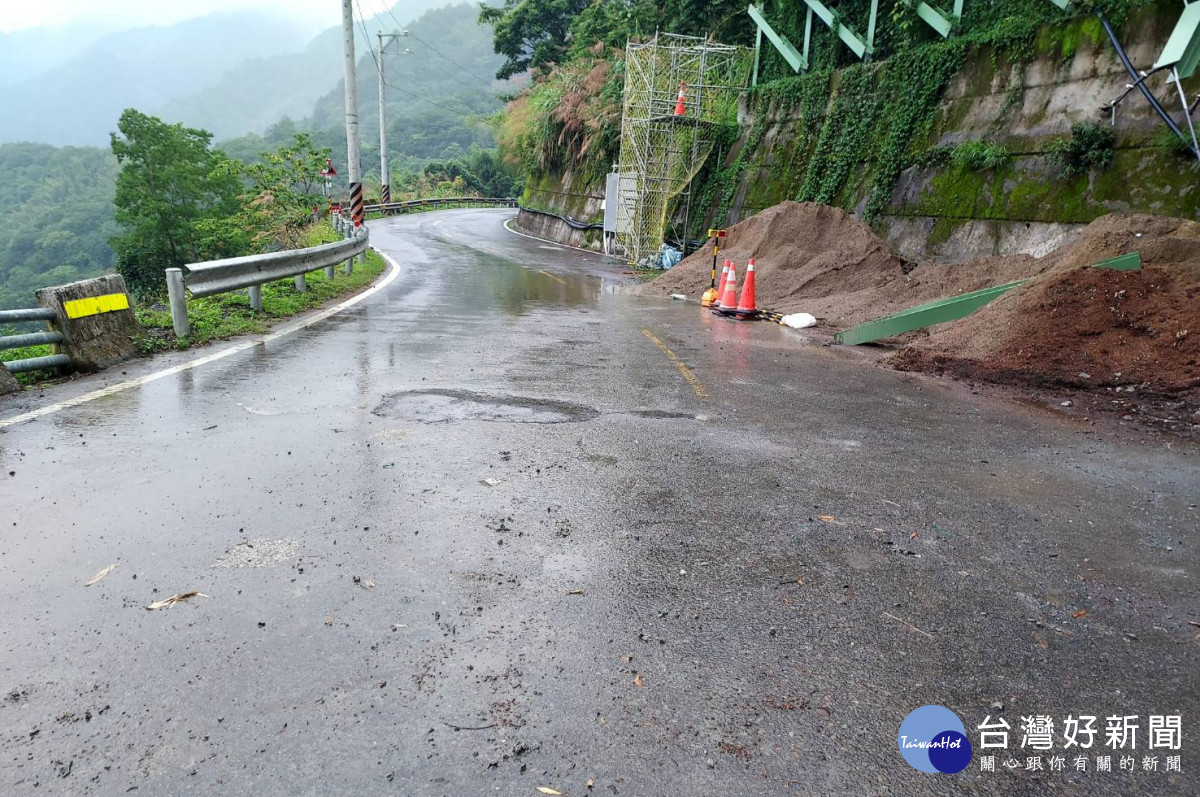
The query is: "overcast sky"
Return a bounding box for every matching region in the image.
[1,0,338,33]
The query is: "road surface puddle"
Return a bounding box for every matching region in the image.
[373,389,599,424]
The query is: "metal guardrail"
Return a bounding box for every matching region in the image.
[0,307,70,374]
[363,196,517,216]
[165,220,369,338]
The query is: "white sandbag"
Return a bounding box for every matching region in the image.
[781,312,817,329]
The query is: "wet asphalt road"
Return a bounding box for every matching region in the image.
[1,209,1198,796]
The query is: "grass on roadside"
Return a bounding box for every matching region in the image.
[2,224,388,388]
[136,225,386,352]
[0,342,56,386]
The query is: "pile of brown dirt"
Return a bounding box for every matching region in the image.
[639,202,915,326]
[639,201,1053,327]
[644,202,1199,398]
[893,216,1200,395]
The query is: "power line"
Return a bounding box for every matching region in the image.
[363,0,496,88]
[353,1,382,74]
[353,0,486,121]
[407,30,496,89]
[384,83,480,120]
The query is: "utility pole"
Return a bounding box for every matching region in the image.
[341,0,363,227]
[376,30,408,206]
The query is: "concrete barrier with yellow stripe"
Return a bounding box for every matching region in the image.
[1,275,141,388]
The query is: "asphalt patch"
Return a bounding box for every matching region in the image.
[372,389,600,424]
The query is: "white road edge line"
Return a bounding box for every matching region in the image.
[502,217,609,258]
[0,249,402,430]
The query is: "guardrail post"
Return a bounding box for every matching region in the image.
[325,264,335,280]
[344,225,355,274]
[294,273,307,292]
[248,284,262,311]
[166,268,190,338]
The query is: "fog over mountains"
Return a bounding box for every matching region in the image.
[0,2,508,310]
[0,0,455,145]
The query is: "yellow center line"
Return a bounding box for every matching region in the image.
[641,329,709,399]
[538,268,566,285]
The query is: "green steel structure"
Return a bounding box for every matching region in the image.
[749,0,1074,81]
[1093,252,1143,271]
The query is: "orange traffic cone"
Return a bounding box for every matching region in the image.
[716,261,739,315]
[735,258,758,319]
[674,82,687,116]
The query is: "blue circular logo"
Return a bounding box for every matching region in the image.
[898,705,973,773]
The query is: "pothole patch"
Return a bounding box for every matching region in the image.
[213,538,302,568]
[626,409,695,419]
[372,389,599,424]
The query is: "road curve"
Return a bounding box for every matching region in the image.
[1,209,1196,795]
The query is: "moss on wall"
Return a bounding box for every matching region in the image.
[896,146,1200,226]
[524,0,1199,257]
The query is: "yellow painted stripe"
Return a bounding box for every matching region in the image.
[538,269,566,285]
[63,293,130,319]
[641,329,709,399]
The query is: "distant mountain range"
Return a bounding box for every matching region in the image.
[0,22,111,88]
[0,0,466,146]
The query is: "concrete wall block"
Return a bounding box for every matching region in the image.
[515,208,601,251]
[35,274,141,371]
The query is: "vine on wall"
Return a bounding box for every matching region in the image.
[702,6,1067,227]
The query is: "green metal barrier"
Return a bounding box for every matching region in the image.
[1093,252,1142,271]
[835,250,1140,344]
[835,279,1027,345]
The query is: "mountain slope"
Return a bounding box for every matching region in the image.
[307,3,506,168]
[148,0,458,141]
[0,143,119,309]
[0,21,119,88]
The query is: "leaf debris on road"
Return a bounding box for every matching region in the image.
[147,591,208,610]
[84,563,118,586]
[882,611,933,638]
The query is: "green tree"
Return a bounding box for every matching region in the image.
[0,142,119,309]
[232,133,332,248]
[109,109,243,294]
[479,0,591,79]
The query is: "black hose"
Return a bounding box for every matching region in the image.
[517,204,603,231]
[1097,12,1196,155]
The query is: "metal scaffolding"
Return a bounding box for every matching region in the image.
[615,33,752,266]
